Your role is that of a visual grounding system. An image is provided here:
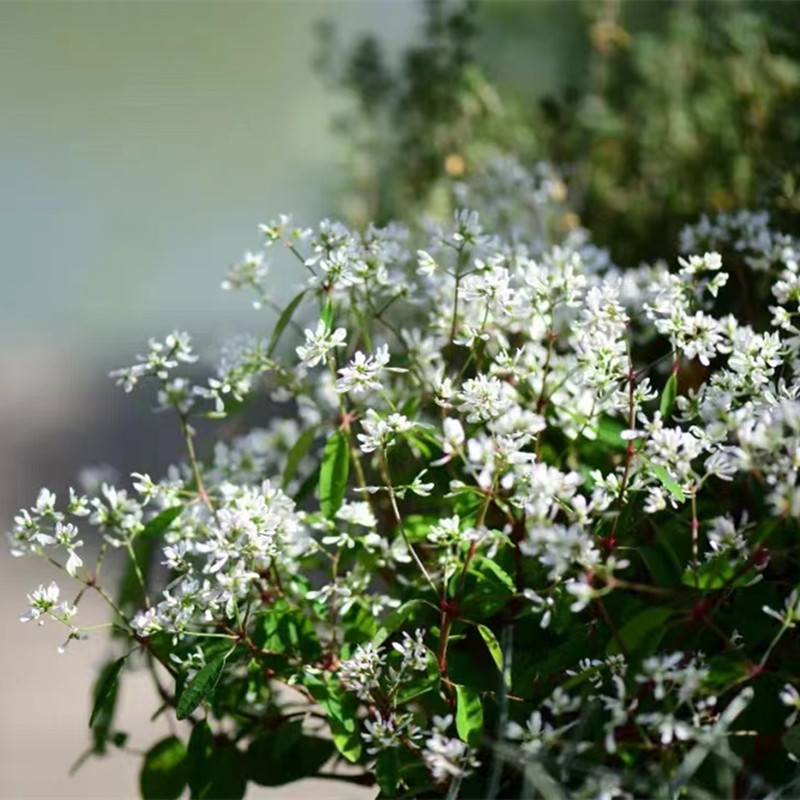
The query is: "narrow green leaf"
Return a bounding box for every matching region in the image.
[455,685,483,747]
[319,429,349,519]
[267,290,307,358]
[320,298,335,329]
[282,426,317,490]
[117,538,156,621]
[118,508,184,620]
[660,372,678,419]
[89,655,127,729]
[652,463,685,503]
[138,505,184,541]
[176,654,228,721]
[140,736,188,800]
[476,624,510,688]
[472,558,515,593]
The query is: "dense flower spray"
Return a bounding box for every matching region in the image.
[8,159,800,797]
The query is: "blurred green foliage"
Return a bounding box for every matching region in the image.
[321,0,800,263]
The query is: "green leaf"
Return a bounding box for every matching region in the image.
[138,505,184,541]
[330,718,362,763]
[319,429,349,519]
[475,558,515,593]
[303,672,362,762]
[192,741,246,800]
[373,599,428,648]
[267,289,306,358]
[140,736,188,800]
[606,606,674,657]
[460,557,515,618]
[455,685,484,747]
[476,624,510,689]
[706,655,749,689]
[117,538,156,621]
[396,514,437,543]
[282,426,318,490]
[253,601,321,661]
[89,655,127,729]
[594,415,627,451]
[396,649,439,704]
[187,721,214,798]
[681,555,757,591]
[783,726,800,758]
[176,654,228,721]
[117,506,183,623]
[320,297,335,329]
[660,372,678,419]
[294,463,321,505]
[638,545,682,588]
[375,749,400,797]
[247,721,334,786]
[652,463,685,503]
[90,657,126,754]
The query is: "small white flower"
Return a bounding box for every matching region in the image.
[417,250,438,276]
[336,345,391,395]
[296,321,348,368]
[20,582,75,625]
[780,683,800,729]
[336,501,377,529]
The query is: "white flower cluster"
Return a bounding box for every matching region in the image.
[9,157,800,794]
[9,487,87,576]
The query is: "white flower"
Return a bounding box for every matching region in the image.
[408,470,434,497]
[58,627,88,655]
[423,729,479,783]
[132,607,163,636]
[763,589,800,628]
[362,711,421,754]
[417,250,438,276]
[336,501,377,529]
[20,582,75,625]
[336,345,391,395]
[67,488,90,517]
[221,250,269,298]
[457,374,514,422]
[110,332,197,392]
[296,321,347,368]
[780,683,800,727]
[391,629,429,673]
[451,209,484,247]
[677,251,723,276]
[339,643,385,700]
[357,409,415,453]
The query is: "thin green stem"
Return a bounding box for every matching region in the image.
[124,540,150,608]
[380,451,438,597]
[178,412,213,512]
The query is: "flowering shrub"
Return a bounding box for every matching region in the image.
[9,160,800,798]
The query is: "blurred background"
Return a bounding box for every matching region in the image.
[0,3,417,797]
[1,0,798,796]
